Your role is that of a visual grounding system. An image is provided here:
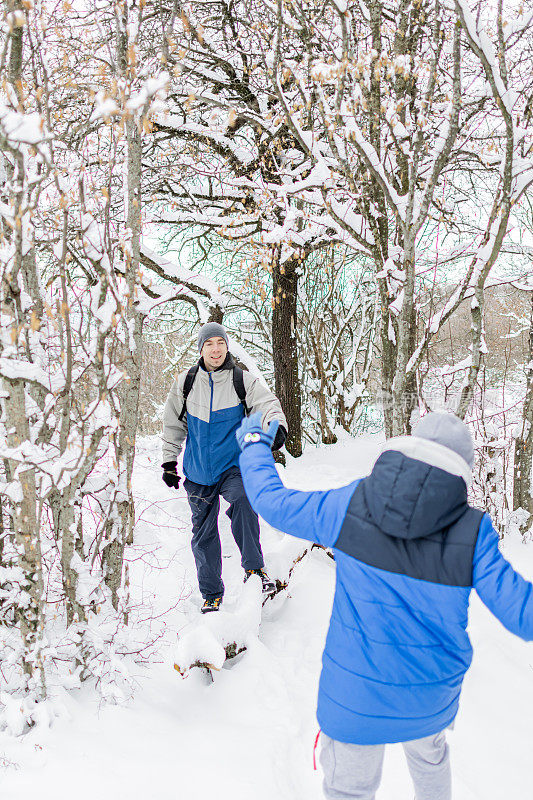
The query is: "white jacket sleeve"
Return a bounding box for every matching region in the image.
[243,373,287,431]
[161,374,188,463]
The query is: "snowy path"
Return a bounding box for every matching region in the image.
[1,434,533,799]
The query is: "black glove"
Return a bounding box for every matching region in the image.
[162,461,180,489]
[271,425,287,452]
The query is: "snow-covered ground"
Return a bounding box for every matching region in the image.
[1,433,533,799]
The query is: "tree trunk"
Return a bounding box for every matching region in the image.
[513,291,533,536]
[272,250,302,457]
[309,331,337,444]
[4,378,44,680]
[103,2,145,609]
[0,0,45,688]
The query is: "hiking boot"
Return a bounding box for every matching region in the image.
[201,596,222,614]
[244,568,276,596]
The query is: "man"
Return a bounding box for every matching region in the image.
[161,322,287,613]
[236,411,533,800]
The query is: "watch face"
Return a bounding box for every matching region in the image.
[244,432,261,443]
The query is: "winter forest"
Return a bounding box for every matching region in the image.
[1,0,533,797]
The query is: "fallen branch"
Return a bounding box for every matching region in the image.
[173,538,335,676]
[264,537,335,600]
[173,575,262,676]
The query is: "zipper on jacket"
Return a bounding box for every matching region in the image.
[208,371,214,483]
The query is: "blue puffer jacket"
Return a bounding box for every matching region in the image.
[239,438,533,745]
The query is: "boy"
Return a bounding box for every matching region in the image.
[236,411,533,799]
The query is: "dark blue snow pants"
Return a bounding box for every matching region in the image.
[183,466,264,599]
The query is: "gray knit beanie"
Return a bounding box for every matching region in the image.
[197,322,229,353]
[412,412,474,468]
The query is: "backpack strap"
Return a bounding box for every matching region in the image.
[178,364,199,421]
[232,366,250,416]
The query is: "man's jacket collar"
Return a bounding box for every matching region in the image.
[198,352,234,375]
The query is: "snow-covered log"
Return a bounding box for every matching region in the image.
[173,539,334,676]
[173,575,262,676]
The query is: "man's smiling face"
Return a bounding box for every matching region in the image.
[201,336,228,370]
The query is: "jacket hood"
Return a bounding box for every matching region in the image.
[363,438,469,539]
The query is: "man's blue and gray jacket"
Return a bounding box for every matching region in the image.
[162,354,287,486]
[239,435,533,745]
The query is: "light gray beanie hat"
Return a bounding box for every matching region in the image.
[197,322,229,353]
[412,412,475,469]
